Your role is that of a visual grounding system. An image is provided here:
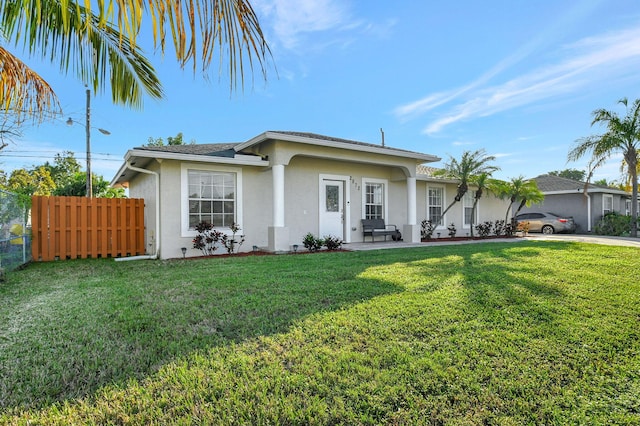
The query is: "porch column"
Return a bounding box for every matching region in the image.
[273,164,285,227]
[268,164,290,252]
[403,176,420,243]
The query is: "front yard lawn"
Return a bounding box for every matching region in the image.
[1,242,639,424]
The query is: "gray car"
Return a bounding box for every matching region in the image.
[515,212,576,234]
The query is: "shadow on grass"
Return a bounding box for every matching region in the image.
[0,252,404,410]
[0,241,597,413]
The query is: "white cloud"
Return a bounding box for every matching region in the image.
[253,0,395,52]
[452,140,475,146]
[253,0,351,50]
[396,23,640,135]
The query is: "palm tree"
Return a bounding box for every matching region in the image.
[494,176,544,227]
[495,176,526,224]
[568,98,640,237]
[434,149,499,226]
[0,0,271,122]
[468,173,498,237]
[511,181,544,218]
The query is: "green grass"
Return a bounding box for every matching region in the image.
[1,242,639,424]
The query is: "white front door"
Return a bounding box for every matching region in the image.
[320,179,344,239]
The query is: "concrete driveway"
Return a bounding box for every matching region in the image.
[523,234,640,248]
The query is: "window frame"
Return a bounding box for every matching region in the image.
[181,163,243,237]
[462,190,478,229]
[426,185,446,229]
[603,194,613,216]
[361,178,388,220]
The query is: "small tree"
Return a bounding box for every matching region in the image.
[494,176,544,227]
[468,173,499,237]
[433,149,499,226]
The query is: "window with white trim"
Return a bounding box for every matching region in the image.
[427,186,444,226]
[463,191,477,227]
[364,182,384,219]
[626,199,632,216]
[188,170,236,229]
[603,194,613,215]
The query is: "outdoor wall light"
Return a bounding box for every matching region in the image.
[292,244,299,253]
[181,247,187,258]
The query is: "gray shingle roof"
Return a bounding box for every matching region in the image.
[267,131,429,156]
[135,143,241,157]
[135,131,437,160]
[533,174,621,192]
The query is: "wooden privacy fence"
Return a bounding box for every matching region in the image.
[31,196,145,261]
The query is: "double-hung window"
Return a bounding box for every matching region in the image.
[427,187,444,226]
[187,169,236,229]
[363,179,387,220]
[603,194,613,215]
[463,191,477,227]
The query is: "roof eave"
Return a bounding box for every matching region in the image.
[110,149,270,186]
[235,131,440,163]
[542,188,631,196]
[416,175,460,184]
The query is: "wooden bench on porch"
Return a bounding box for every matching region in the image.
[361,219,401,243]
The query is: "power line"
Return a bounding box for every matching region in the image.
[2,150,120,156]
[0,154,122,161]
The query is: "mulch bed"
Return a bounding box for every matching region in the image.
[174,249,350,260]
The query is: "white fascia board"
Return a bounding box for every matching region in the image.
[543,188,629,196]
[125,149,270,166]
[235,131,440,163]
[110,149,269,186]
[110,162,130,186]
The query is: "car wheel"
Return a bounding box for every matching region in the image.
[542,225,554,234]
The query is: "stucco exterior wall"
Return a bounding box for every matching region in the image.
[154,160,271,259]
[282,155,412,246]
[416,181,510,236]
[128,154,516,258]
[127,161,159,255]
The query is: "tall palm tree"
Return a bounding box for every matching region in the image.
[0,0,271,122]
[568,98,640,237]
[434,149,499,226]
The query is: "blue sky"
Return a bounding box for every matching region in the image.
[3,0,640,184]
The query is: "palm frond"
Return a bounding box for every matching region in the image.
[0,46,62,121]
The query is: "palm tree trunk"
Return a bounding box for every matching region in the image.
[437,199,458,227]
[631,165,638,238]
[513,199,527,218]
[470,198,480,237]
[504,202,512,226]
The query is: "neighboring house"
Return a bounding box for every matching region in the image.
[111,131,509,259]
[518,174,639,233]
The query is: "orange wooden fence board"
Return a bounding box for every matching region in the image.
[31,196,145,261]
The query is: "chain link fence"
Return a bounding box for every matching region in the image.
[0,189,30,272]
